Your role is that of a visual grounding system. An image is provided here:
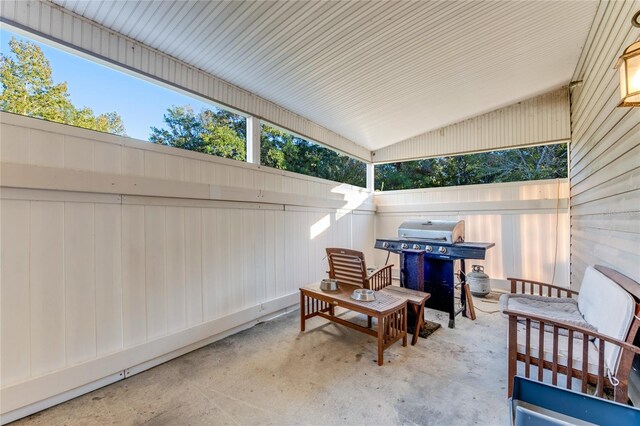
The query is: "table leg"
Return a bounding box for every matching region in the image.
[300,291,305,332]
[377,314,384,366]
[402,307,408,347]
[368,316,372,328]
[411,303,426,346]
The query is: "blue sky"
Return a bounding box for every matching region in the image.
[1,28,215,141]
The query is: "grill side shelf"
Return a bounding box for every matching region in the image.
[374,239,494,260]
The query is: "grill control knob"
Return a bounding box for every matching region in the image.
[401,243,409,249]
[382,242,390,249]
[425,245,433,252]
[438,247,447,254]
[413,244,421,250]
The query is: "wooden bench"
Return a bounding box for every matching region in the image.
[501,265,640,404]
[379,285,431,345]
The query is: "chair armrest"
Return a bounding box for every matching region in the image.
[507,277,579,298]
[365,264,394,291]
[503,308,640,355]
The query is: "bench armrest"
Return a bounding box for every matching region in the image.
[505,307,640,402]
[365,264,394,291]
[507,277,579,298]
[503,308,640,354]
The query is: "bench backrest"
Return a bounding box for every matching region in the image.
[578,266,636,371]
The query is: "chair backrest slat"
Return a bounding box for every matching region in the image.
[326,248,367,287]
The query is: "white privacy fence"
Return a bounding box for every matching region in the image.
[0,112,374,421]
[374,179,570,287]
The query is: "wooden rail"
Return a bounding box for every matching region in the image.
[505,308,640,402]
[507,277,578,298]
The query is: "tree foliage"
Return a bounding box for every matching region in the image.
[150,106,247,160]
[260,125,366,187]
[0,37,125,135]
[148,106,367,187]
[375,144,568,191]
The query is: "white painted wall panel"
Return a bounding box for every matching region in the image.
[0,113,373,418]
[30,201,66,376]
[144,206,167,340]
[184,207,203,327]
[121,204,146,347]
[569,0,640,287]
[0,122,29,163]
[94,203,123,355]
[214,209,231,318]
[93,138,122,175]
[242,209,258,308]
[64,135,94,171]
[373,89,570,163]
[274,210,286,298]
[352,212,376,267]
[164,207,186,334]
[201,208,217,321]
[64,202,96,365]
[122,147,145,177]
[0,200,31,385]
[253,210,267,304]
[29,129,64,168]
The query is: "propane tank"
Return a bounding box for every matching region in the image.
[468,265,491,297]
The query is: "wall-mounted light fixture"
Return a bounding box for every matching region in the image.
[615,11,640,107]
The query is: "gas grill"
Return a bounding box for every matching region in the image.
[375,220,494,328]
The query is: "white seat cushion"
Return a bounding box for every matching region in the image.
[578,266,635,372]
[515,322,601,375]
[500,293,596,338]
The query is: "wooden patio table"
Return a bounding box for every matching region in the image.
[300,283,408,366]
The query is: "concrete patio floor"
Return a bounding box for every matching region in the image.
[13,295,509,426]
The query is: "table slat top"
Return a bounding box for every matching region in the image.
[380,286,431,304]
[302,283,406,312]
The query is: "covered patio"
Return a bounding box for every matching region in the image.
[12,308,508,425]
[1,1,639,425]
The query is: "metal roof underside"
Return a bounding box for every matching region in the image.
[50,0,598,151]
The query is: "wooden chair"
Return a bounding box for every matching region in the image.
[326,248,432,345]
[502,265,640,404]
[325,248,393,291]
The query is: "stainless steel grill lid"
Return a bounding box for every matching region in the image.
[398,220,465,244]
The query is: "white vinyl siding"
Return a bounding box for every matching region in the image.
[373,88,570,163]
[569,0,640,287]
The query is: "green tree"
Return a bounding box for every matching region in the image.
[375,144,567,191]
[150,105,246,161]
[0,37,125,135]
[260,125,366,187]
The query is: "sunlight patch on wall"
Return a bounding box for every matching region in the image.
[310,214,331,240]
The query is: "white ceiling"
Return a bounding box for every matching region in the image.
[51,0,598,151]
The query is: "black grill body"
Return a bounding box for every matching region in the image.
[375,234,494,328]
